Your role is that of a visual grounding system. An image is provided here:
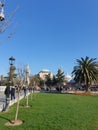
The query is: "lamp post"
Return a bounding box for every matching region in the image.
[9,56,15,66]
[9,56,16,84]
[4,56,16,111]
[0,1,5,21]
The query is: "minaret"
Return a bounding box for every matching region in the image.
[26,64,30,86]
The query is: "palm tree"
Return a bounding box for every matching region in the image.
[72,56,98,91]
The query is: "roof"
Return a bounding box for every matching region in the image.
[39,69,50,73]
[65,73,72,79]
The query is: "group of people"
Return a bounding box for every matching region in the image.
[4,85,33,101]
[4,86,16,100]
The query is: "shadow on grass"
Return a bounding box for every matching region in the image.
[0,115,11,122]
[41,91,73,95]
[19,104,33,108]
[0,115,25,126]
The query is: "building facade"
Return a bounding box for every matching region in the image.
[39,69,53,80]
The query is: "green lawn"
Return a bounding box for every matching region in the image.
[0,92,98,130]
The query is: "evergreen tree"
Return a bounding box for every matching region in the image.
[56,68,65,92]
[45,74,52,91]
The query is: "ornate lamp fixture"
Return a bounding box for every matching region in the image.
[9,56,15,66]
[0,1,5,21]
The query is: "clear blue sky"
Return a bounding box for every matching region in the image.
[0,0,98,76]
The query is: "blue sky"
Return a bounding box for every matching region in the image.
[0,0,98,76]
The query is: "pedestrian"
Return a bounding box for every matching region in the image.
[4,85,11,109]
[4,85,11,99]
[10,86,15,100]
[23,86,27,98]
[29,86,33,93]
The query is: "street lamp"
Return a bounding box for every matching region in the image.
[9,56,15,66]
[9,56,16,83]
[0,1,5,21]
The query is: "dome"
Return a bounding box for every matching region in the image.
[65,73,72,79]
[41,69,50,73]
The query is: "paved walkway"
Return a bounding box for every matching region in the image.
[0,91,6,111]
[0,90,26,112]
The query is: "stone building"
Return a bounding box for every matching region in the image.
[39,69,53,80]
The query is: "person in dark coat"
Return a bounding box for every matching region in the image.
[4,86,11,98]
[4,86,11,108]
[23,86,27,98]
[10,86,15,100]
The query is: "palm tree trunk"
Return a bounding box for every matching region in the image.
[85,86,88,91]
[85,80,89,92]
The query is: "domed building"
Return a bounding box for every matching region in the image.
[39,69,53,80]
[65,73,72,82]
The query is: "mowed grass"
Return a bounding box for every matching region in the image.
[0,93,98,130]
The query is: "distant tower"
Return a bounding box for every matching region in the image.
[25,64,30,86]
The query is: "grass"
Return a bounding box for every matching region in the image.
[0,92,98,130]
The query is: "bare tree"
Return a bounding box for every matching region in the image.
[0,1,19,44]
[14,65,26,123]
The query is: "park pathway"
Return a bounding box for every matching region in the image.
[0,90,27,112]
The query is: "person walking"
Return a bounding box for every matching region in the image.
[4,85,10,100]
[4,85,11,110]
[23,86,27,98]
[10,86,15,100]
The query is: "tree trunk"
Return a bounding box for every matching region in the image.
[85,86,88,92]
[26,90,29,107]
[85,81,89,92]
[14,89,20,122]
